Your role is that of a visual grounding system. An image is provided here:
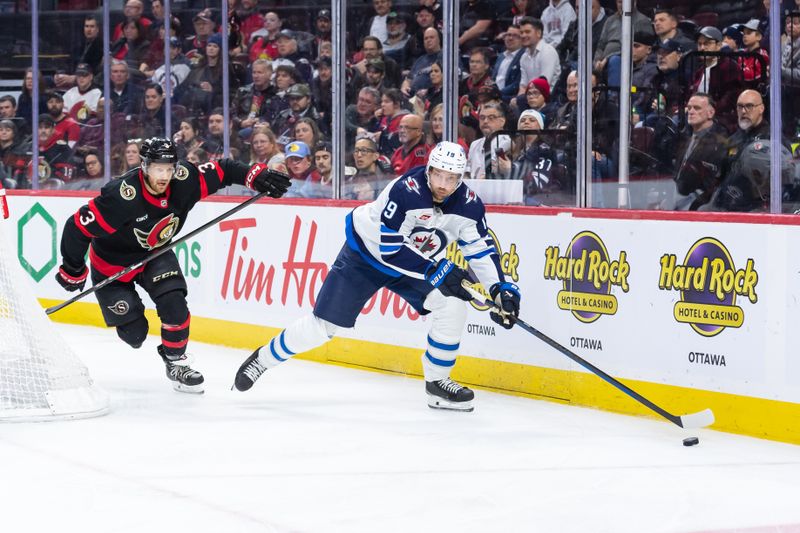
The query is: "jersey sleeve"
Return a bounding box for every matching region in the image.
[182,158,252,204]
[60,179,134,269]
[458,200,504,289]
[375,178,435,279]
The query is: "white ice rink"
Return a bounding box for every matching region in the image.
[2,323,800,533]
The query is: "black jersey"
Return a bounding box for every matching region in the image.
[61,158,252,280]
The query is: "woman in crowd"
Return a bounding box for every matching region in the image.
[291,117,323,150]
[180,33,243,115]
[112,18,151,71]
[424,103,470,153]
[374,88,409,157]
[173,118,205,159]
[249,125,286,172]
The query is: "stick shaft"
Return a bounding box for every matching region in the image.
[46,191,269,315]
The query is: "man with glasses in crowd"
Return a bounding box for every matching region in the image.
[391,114,429,175]
[493,24,526,104]
[691,26,743,133]
[467,102,511,180]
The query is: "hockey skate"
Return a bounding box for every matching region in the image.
[426,378,474,412]
[232,348,268,392]
[157,345,204,394]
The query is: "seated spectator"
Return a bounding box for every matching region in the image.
[184,9,217,62]
[673,93,728,210]
[401,27,442,98]
[16,69,48,136]
[467,102,512,179]
[498,109,561,204]
[186,147,209,166]
[273,30,313,85]
[271,83,325,142]
[425,103,470,153]
[411,5,438,53]
[173,118,205,159]
[630,32,658,113]
[78,97,105,152]
[557,0,608,66]
[541,0,576,47]
[203,108,246,160]
[651,39,686,121]
[109,60,143,116]
[375,88,410,157]
[249,125,286,171]
[54,14,103,90]
[311,57,333,131]
[249,11,282,61]
[150,37,191,100]
[180,33,242,116]
[782,13,800,134]
[76,149,104,188]
[309,142,333,198]
[356,0,393,45]
[45,92,81,149]
[738,19,770,83]
[292,117,324,149]
[518,17,561,90]
[390,113,430,176]
[347,87,381,151]
[460,47,495,109]
[416,59,444,113]
[231,59,278,131]
[138,83,169,138]
[284,140,323,198]
[493,25,526,104]
[652,8,695,52]
[383,12,418,69]
[111,18,151,70]
[552,70,578,131]
[593,0,652,77]
[234,0,264,46]
[139,15,181,77]
[353,36,403,89]
[312,9,332,58]
[722,26,744,52]
[112,0,151,42]
[38,115,76,188]
[692,26,744,133]
[110,139,141,176]
[513,77,557,126]
[0,96,17,121]
[459,0,495,54]
[361,58,391,94]
[0,119,30,189]
[347,136,393,200]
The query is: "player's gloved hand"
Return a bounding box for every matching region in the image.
[425,259,473,301]
[55,263,88,292]
[489,282,521,329]
[245,163,292,198]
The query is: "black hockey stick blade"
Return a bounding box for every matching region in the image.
[46,190,272,315]
[462,281,715,429]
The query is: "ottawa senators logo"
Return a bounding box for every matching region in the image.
[120,181,136,200]
[134,213,180,250]
[107,300,129,315]
[174,164,189,181]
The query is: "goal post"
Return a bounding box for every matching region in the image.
[0,211,109,421]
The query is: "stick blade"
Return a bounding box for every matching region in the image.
[678,408,715,429]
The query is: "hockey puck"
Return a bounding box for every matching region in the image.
[683,436,700,446]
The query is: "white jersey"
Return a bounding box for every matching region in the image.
[346,166,504,288]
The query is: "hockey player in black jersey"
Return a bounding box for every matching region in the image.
[55,137,291,393]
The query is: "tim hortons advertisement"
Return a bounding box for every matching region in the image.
[4,194,800,403]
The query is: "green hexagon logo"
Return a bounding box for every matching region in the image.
[17,202,57,282]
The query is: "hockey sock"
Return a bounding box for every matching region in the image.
[257,314,337,367]
[421,290,467,382]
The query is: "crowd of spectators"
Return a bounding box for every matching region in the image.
[1,0,799,211]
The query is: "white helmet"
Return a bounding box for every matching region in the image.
[426,141,468,178]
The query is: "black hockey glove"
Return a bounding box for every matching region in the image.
[55,263,88,292]
[425,259,473,301]
[489,282,521,329]
[245,163,292,198]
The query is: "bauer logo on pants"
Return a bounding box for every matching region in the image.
[658,237,758,337]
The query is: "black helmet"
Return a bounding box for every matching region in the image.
[140,137,178,166]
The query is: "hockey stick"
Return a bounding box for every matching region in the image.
[45,190,272,315]
[461,281,715,429]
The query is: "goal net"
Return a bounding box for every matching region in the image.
[0,216,109,421]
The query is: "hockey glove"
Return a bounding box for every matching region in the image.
[245,163,292,198]
[489,282,521,329]
[55,263,88,292]
[425,259,473,301]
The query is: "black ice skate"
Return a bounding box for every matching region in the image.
[426,378,474,412]
[232,348,268,392]
[157,345,204,394]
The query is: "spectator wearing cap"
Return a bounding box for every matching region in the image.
[460,0,495,54]
[312,56,333,128]
[412,6,438,53]
[313,9,332,57]
[722,26,744,52]
[652,8,696,53]
[45,92,80,149]
[272,83,325,141]
[513,77,556,126]
[541,0,576,47]
[273,30,313,85]
[284,141,323,198]
[500,108,561,202]
[518,17,561,91]
[232,59,279,131]
[112,0,152,43]
[593,0,652,71]
[467,101,511,180]
[249,11,282,62]
[184,8,216,59]
[390,113,430,176]
[492,24,526,104]
[692,26,744,132]
[652,39,686,119]
[150,37,191,100]
[738,19,770,82]
[38,115,76,188]
[111,18,151,71]
[357,0,394,45]
[109,59,143,116]
[234,0,264,47]
[62,63,101,123]
[354,36,403,88]
[672,93,728,210]
[782,12,800,134]
[383,12,418,70]
[362,58,389,93]
[630,31,658,112]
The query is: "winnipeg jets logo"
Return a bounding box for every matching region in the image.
[134,213,180,250]
[404,176,421,195]
[107,300,129,315]
[465,189,477,205]
[409,227,447,257]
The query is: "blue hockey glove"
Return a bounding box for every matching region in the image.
[425,259,473,301]
[489,282,521,329]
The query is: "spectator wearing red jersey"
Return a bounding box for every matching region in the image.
[111,0,151,42]
[45,92,80,149]
[390,114,429,176]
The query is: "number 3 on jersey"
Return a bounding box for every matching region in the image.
[383,200,398,219]
[79,210,96,226]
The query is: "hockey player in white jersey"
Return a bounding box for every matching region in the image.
[233,141,521,411]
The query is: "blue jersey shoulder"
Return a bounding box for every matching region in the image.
[443,183,486,222]
[387,166,432,210]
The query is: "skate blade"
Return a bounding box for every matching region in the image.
[172,382,205,394]
[427,395,474,412]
